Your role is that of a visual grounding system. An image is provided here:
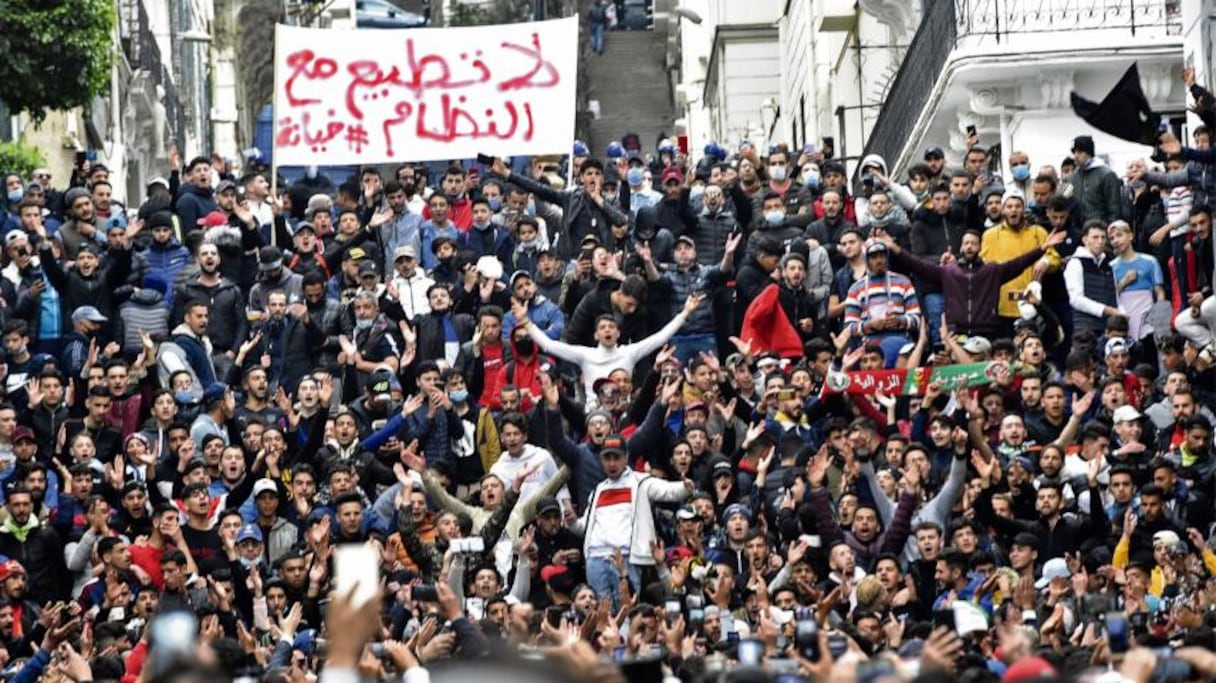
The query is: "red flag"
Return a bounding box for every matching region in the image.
[740,284,802,358]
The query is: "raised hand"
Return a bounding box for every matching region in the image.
[400,439,425,472]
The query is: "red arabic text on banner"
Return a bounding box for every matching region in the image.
[272,17,579,165]
[740,284,803,359]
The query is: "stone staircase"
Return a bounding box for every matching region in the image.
[584,28,675,159]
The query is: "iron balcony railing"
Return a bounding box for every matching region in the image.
[129,1,187,155]
[860,0,957,173]
[956,0,1182,45]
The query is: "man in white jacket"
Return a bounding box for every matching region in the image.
[572,434,693,610]
[511,293,703,400]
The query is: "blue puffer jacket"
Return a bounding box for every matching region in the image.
[136,239,191,309]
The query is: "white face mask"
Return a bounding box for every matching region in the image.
[769,166,787,182]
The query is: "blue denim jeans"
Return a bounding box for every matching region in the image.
[586,555,641,612]
[672,332,717,364]
[591,23,605,53]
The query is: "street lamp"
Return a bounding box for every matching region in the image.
[674,7,702,24]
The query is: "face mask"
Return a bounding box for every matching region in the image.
[769,166,788,182]
[7,190,22,203]
[473,221,491,231]
[239,556,262,570]
[626,168,645,186]
[803,170,820,189]
[515,338,535,355]
[603,193,618,204]
[355,318,373,331]
[518,238,538,250]
[689,185,705,201]
[1011,164,1031,182]
[439,255,454,266]
[448,389,469,404]
[487,197,501,212]
[765,210,785,225]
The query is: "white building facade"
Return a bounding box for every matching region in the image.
[673,0,1216,183]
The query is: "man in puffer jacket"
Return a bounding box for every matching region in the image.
[1067,136,1122,225]
[173,157,218,232]
[132,211,190,311]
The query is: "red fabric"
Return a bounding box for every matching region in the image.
[423,197,473,231]
[740,284,803,358]
[595,487,633,507]
[477,343,506,406]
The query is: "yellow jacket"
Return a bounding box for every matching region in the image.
[979,221,1060,318]
[1113,535,1216,597]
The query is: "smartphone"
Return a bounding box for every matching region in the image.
[545,606,564,628]
[412,584,439,603]
[477,153,495,166]
[827,633,848,659]
[613,645,627,662]
[335,544,380,608]
[726,631,740,644]
[664,599,681,627]
[932,608,956,632]
[795,618,818,661]
[799,534,822,549]
[688,608,704,634]
[1106,611,1129,653]
[966,124,977,136]
[677,135,689,155]
[75,151,87,167]
[737,638,764,666]
[821,137,835,158]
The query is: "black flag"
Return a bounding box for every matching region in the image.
[1070,64,1162,146]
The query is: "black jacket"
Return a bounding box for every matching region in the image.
[0,522,66,603]
[38,240,132,323]
[414,310,475,365]
[974,483,1107,560]
[171,273,248,353]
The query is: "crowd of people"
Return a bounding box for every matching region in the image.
[4,63,1216,683]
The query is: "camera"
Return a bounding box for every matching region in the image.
[412,584,438,602]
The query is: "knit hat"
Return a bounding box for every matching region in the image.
[64,187,90,207]
[1071,135,1096,156]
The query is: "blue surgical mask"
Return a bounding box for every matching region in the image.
[7,190,22,203]
[1011,164,1031,182]
[449,389,469,403]
[803,170,820,189]
[769,166,788,182]
[765,210,785,225]
[487,197,501,212]
[355,318,373,330]
[626,168,645,186]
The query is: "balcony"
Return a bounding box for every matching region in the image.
[125,1,186,155]
[956,0,1182,48]
[861,0,1183,173]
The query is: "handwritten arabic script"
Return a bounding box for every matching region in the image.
[273,18,578,165]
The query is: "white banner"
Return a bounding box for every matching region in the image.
[272,17,579,165]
